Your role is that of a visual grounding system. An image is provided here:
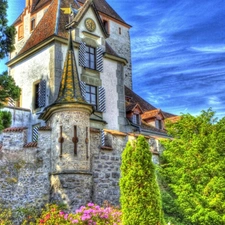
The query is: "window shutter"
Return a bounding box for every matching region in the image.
[98,86,106,112]
[79,42,87,67]
[38,79,46,108]
[32,124,40,142]
[80,81,87,101]
[101,129,105,146]
[8,97,16,107]
[96,46,103,72]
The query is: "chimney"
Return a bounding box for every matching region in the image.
[26,0,33,9]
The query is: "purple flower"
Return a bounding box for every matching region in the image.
[64,214,68,220]
[87,202,95,207]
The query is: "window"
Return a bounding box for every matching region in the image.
[103,20,109,33]
[85,46,96,70]
[86,84,97,109]
[81,82,106,112]
[18,24,24,39]
[119,27,121,35]
[155,120,163,129]
[34,82,40,109]
[30,18,35,31]
[79,43,103,72]
[132,113,141,125]
[33,79,46,110]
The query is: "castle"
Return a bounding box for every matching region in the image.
[0,0,176,211]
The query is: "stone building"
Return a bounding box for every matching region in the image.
[0,0,176,212]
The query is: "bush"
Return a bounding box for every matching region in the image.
[0,205,13,225]
[0,111,11,132]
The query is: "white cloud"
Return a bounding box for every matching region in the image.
[190,46,225,53]
[208,96,221,105]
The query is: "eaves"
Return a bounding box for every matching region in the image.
[7,35,80,67]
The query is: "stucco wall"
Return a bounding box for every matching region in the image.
[106,20,132,89]
[101,58,120,130]
[10,46,52,111]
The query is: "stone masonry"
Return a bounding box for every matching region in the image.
[0,126,161,212]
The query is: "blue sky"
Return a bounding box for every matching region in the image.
[2,0,225,118]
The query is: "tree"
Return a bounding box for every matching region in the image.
[120,135,165,225]
[0,71,21,131]
[0,0,16,59]
[160,109,225,225]
[0,71,21,107]
[0,110,11,131]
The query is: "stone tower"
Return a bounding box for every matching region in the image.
[40,29,93,210]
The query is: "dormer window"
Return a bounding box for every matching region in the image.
[132,113,141,125]
[155,119,163,129]
[30,18,36,31]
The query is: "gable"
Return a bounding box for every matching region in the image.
[77,0,130,26]
[141,109,166,124]
[75,4,109,39]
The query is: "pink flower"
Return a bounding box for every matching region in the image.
[87,202,95,207]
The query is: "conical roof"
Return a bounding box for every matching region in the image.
[55,30,85,104]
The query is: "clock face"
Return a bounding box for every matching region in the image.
[85,18,96,32]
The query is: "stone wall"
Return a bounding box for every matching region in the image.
[0,129,51,211]
[92,132,127,206]
[0,126,162,213]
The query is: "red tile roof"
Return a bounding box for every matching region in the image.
[142,109,162,120]
[24,142,38,148]
[32,0,51,12]
[141,121,167,133]
[39,126,52,131]
[125,86,176,119]
[19,0,60,55]
[16,0,129,57]
[125,86,156,112]
[101,146,113,150]
[104,129,127,137]
[3,127,28,132]
[78,0,128,25]
[90,127,101,133]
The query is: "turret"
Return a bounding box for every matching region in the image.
[40,28,93,210]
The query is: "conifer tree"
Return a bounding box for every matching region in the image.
[120,135,164,225]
